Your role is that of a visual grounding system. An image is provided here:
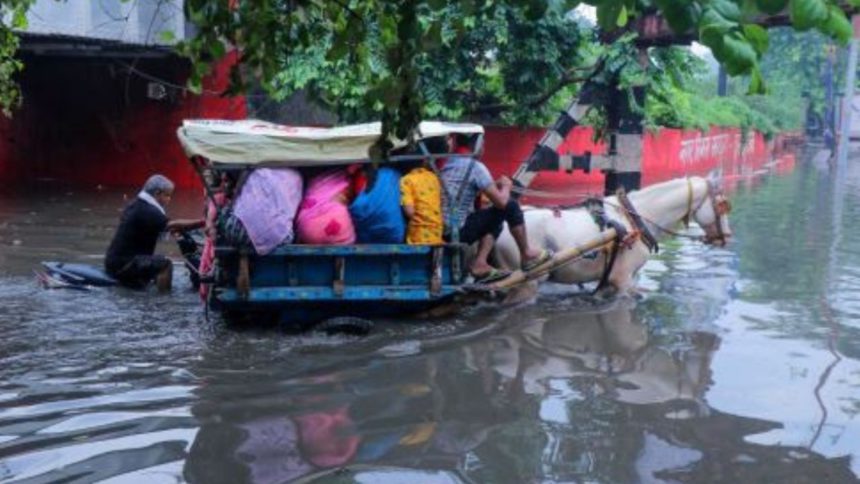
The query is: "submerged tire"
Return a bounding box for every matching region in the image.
[315,317,374,336]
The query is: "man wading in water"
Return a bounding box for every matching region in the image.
[105,174,204,292]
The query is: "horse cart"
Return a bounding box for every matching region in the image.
[178,120,488,328]
[176,119,732,330]
[178,120,483,327]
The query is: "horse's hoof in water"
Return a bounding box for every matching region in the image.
[593,285,620,301]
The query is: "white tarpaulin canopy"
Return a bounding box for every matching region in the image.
[177,119,484,166]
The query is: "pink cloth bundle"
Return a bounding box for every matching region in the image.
[296,169,356,245]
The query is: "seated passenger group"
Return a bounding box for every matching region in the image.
[215,133,550,283]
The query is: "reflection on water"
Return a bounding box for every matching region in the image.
[1,149,860,483]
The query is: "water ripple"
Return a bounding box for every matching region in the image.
[0,163,859,481]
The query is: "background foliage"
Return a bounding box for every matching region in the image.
[643,35,818,137]
[177,0,856,139]
[0,0,853,140]
[0,0,34,116]
[268,2,596,126]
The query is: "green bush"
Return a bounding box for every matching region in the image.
[645,85,792,138]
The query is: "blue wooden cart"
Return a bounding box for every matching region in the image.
[212,243,467,326]
[177,119,486,328]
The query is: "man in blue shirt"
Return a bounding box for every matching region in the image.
[440,135,551,282]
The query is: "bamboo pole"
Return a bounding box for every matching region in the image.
[487,228,620,290]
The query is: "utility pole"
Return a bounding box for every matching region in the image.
[823,45,836,149]
[835,15,860,168]
[717,66,728,97]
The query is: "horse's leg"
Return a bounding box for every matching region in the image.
[502,281,540,305]
[604,244,650,295]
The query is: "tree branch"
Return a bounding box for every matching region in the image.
[466,58,606,116]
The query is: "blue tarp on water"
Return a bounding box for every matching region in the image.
[349,167,406,243]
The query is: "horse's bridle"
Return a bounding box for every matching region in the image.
[682,177,732,246]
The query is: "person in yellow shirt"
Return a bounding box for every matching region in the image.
[400,161,443,245]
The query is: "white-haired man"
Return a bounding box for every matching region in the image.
[105,174,203,291]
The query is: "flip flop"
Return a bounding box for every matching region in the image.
[522,249,554,272]
[472,268,512,284]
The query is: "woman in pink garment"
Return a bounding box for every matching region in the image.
[197,191,224,301]
[296,168,358,245]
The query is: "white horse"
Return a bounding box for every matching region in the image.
[485,299,718,407]
[494,174,733,293]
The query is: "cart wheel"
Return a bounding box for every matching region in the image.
[315,317,374,336]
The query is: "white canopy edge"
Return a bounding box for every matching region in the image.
[177,119,484,167]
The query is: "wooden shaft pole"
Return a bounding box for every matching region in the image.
[488,228,619,290]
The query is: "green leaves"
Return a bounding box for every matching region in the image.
[11,8,28,30]
[597,1,625,30]
[260,1,596,130]
[698,7,736,44]
[0,0,36,116]
[743,24,770,55]
[790,0,828,31]
[0,0,829,141]
[748,65,767,94]
[755,0,788,15]
[712,0,742,22]
[696,3,759,78]
[655,0,699,33]
[820,5,852,44]
[718,32,758,75]
[159,30,176,43]
[782,0,851,46]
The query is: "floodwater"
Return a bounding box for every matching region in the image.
[1,149,859,483]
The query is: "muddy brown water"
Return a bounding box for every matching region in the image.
[1,150,859,483]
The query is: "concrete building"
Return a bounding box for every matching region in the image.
[0,0,243,188]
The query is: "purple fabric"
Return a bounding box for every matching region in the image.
[237,417,313,483]
[233,168,303,255]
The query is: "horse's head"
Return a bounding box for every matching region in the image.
[689,174,732,247]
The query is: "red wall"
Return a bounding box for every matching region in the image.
[483,125,791,205]
[0,52,245,189]
[0,58,791,198]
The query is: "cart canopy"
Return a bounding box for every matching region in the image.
[177,119,484,167]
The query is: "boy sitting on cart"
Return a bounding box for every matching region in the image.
[440,134,551,283]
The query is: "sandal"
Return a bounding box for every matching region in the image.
[522,249,554,272]
[472,268,512,284]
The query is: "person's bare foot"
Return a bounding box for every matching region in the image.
[156,265,173,293]
[522,248,543,263]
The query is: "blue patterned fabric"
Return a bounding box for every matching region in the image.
[349,167,406,243]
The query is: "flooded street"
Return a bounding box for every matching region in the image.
[1,150,860,483]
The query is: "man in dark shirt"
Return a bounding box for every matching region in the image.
[105,174,203,292]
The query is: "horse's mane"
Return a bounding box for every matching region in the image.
[521,176,704,212]
[630,176,699,198]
